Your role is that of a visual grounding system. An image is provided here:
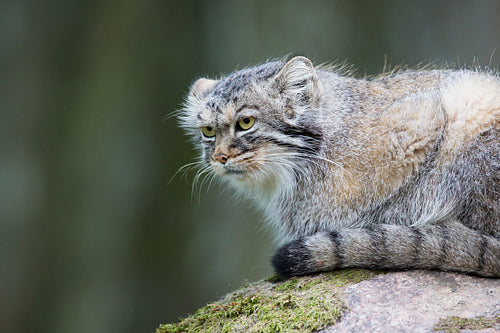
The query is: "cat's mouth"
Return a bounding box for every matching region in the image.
[223,167,246,175]
[210,151,260,178]
[211,162,249,177]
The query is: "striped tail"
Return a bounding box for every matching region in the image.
[272,221,500,278]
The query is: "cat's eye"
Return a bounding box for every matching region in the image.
[201,126,215,137]
[237,116,255,130]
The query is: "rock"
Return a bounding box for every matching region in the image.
[158,270,499,333]
[322,270,500,332]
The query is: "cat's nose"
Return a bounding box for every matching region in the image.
[215,153,229,164]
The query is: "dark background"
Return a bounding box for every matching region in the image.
[1,1,498,332]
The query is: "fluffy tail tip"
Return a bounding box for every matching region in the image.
[271,238,311,279]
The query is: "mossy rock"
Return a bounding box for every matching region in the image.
[434,314,500,333]
[158,269,378,333]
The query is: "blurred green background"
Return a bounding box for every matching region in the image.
[1,0,498,332]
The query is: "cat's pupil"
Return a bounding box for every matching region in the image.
[206,126,212,131]
[243,118,250,124]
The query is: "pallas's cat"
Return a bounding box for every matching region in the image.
[180,56,500,278]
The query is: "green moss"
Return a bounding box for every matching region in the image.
[434,314,500,332]
[273,269,374,293]
[158,269,378,333]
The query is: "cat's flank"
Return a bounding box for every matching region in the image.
[180,56,500,278]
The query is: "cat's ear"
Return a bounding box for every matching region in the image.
[189,78,218,98]
[272,56,320,107]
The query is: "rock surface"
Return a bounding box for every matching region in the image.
[159,270,499,332]
[323,270,500,332]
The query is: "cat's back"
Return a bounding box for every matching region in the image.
[347,69,500,150]
[311,69,500,230]
[370,69,500,126]
[439,70,500,151]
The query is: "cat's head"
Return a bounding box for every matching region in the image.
[180,56,323,193]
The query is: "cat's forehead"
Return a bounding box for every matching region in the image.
[202,100,252,128]
[205,61,284,110]
[197,101,238,126]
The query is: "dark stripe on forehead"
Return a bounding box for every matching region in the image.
[206,100,221,112]
[209,61,285,106]
[236,104,260,115]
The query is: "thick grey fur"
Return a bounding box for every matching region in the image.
[180,56,500,278]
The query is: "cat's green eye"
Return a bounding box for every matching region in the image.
[238,116,255,130]
[201,126,215,137]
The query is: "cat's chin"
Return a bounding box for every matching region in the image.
[224,169,295,199]
[212,164,247,177]
[219,169,254,184]
[212,161,295,196]
[222,168,247,176]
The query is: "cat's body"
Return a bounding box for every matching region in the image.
[180,56,500,278]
